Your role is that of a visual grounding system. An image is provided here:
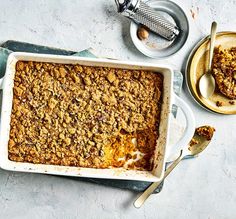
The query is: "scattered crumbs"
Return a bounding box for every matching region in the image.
[190,9,195,19]
[145,41,158,49]
[190,6,199,20]
[229,100,235,105]
[216,101,223,107]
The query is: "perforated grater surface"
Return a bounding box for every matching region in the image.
[115,0,180,41]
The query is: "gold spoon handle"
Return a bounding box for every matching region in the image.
[133,150,185,208]
[208,22,217,70]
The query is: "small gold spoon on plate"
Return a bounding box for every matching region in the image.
[199,22,217,98]
[133,126,215,208]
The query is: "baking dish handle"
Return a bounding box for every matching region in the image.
[166,94,196,162]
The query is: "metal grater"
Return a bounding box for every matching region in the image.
[115,0,180,41]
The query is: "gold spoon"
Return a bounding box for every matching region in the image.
[199,22,217,98]
[133,126,215,208]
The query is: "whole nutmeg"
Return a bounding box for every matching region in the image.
[137,26,149,40]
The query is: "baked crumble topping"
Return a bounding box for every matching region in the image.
[196,126,215,141]
[8,61,163,170]
[212,46,236,99]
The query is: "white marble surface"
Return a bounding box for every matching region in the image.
[0,0,236,218]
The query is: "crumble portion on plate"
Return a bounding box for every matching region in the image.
[212,46,236,99]
[8,61,163,170]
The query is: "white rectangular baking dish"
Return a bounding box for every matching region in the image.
[0,52,195,182]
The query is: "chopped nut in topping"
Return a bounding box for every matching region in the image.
[107,71,116,83]
[8,61,163,170]
[59,67,67,77]
[48,98,58,109]
[68,128,76,134]
[59,133,65,139]
[16,61,24,71]
[64,137,71,145]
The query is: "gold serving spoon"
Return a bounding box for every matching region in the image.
[199,22,217,98]
[133,126,215,208]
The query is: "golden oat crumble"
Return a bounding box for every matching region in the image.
[8,61,163,171]
[196,126,215,141]
[212,46,236,99]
